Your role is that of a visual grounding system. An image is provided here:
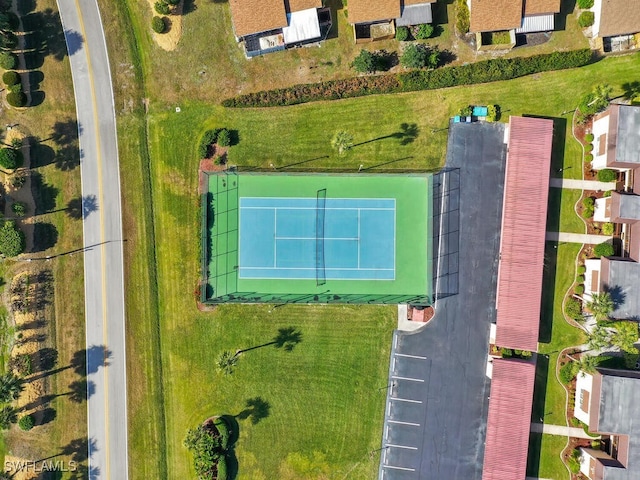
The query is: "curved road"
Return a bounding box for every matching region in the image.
[57,1,128,478]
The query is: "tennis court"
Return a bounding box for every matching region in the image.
[202,173,433,305]
[239,197,395,281]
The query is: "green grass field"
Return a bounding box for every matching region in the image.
[547,188,586,234]
[206,173,431,303]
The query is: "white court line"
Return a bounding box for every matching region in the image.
[273,208,277,267]
[386,444,418,450]
[392,375,424,383]
[383,465,416,472]
[390,397,422,404]
[275,236,359,241]
[388,420,420,427]
[242,206,395,211]
[239,266,395,271]
[395,353,428,360]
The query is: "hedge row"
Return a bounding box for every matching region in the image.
[222,49,593,108]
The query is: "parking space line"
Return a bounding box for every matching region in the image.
[392,375,424,382]
[395,353,427,360]
[387,401,391,416]
[383,465,416,472]
[385,425,389,439]
[386,443,418,450]
[394,334,398,349]
[388,420,420,427]
[392,357,396,371]
[390,397,422,404]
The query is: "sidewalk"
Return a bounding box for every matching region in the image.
[546,232,611,244]
[531,422,598,439]
[550,178,616,191]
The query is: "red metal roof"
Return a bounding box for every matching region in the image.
[482,358,537,480]
[495,116,553,352]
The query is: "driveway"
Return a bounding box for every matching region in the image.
[379,122,507,479]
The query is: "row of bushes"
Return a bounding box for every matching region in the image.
[2,71,27,107]
[222,49,593,108]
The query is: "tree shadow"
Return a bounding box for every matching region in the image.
[21,9,68,61]
[183,0,198,14]
[29,90,46,107]
[30,139,56,168]
[621,81,640,103]
[235,397,270,425]
[18,0,37,15]
[54,144,80,170]
[237,327,303,354]
[438,49,457,67]
[220,415,240,445]
[66,195,98,220]
[555,0,577,31]
[30,172,59,214]
[354,123,420,147]
[34,347,58,372]
[31,222,59,252]
[48,119,80,146]
[63,30,83,56]
[34,407,57,426]
[16,318,46,331]
[21,393,57,412]
[86,345,112,375]
[67,379,95,403]
[603,283,626,312]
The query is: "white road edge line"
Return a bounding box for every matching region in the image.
[391,375,425,382]
[386,444,418,450]
[395,353,427,360]
[388,420,420,427]
[383,465,416,472]
[390,397,423,404]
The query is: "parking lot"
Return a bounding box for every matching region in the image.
[379,122,508,479]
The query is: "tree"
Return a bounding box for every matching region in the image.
[0,372,24,402]
[395,26,409,41]
[351,49,379,73]
[415,23,434,40]
[217,350,238,375]
[0,220,25,257]
[11,201,26,217]
[588,84,612,111]
[578,11,595,28]
[217,129,231,147]
[579,354,599,374]
[184,425,222,478]
[151,16,166,34]
[331,130,354,156]
[0,52,15,70]
[622,81,640,103]
[593,241,614,258]
[18,414,34,431]
[154,1,170,15]
[401,44,439,69]
[587,292,614,322]
[0,147,21,169]
[0,406,18,430]
[610,321,639,353]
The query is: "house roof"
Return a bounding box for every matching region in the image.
[482,358,536,480]
[397,3,433,26]
[495,116,553,352]
[229,0,288,37]
[601,259,640,320]
[404,0,437,5]
[348,0,400,24]
[470,0,523,32]
[613,192,640,222]
[615,105,640,165]
[598,0,640,37]
[287,0,322,12]
[524,0,560,15]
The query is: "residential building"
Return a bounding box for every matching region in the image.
[468,0,561,49]
[591,0,640,52]
[228,0,331,57]
[574,369,640,480]
[347,0,436,43]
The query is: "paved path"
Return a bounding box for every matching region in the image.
[546,232,611,244]
[550,178,616,191]
[531,423,598,439]
[57,1,128,479]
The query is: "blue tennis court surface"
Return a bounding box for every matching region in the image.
[239,197,395,280]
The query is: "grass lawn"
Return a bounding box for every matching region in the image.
[0,0,86,473]
[547,188,585,234]
[528,433,569,479]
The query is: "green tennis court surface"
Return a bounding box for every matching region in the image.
[202,173,432,305]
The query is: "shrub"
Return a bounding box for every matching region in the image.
[11,202,26,217]
[198,129,221,158]
[575,284,585,295]
[602,222,614,235]
[401,44,439,69]
[0,148,22,170]
[165,0,179,4]
[415,23,434,39]
[0,52,16,70]
[217,129,231,147]
[396,26,409,41]
[603,190,612,197]
[593,242,614,258]
[501,348,513,358]
[456,0,470,34]
[597,169,617,182]
[2,70,19,86]
[351,49,383,73]
[486,104,499,122]
[577,0,594,7]
[559,361,579,384]
[222,49,593,108]
[585,153,593,162]
[577,265,586,275]
[578,11,595,28]
[581,206,594,219]
[585,133,594,142]
[154,1,170,15]
[6,91,27,107]
[18,414,34,431]
[584,143,593,153]
[576,275,585,284]
[0,220,25,257]
[567,452,581,474]
[458,105,472,117]
[217,456,228,480]
[151,16,166,34]
[9,354,32,376]
[583,196,595,208]
[11,172,25,189]
[565,298,583,320]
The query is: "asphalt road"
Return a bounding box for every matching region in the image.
[379,122,507,479]
[57,1,129,478]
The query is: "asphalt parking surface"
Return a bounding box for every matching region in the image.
[379,122,507,479]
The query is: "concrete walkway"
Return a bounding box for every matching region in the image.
[531,423,598,439]
[546,232,612,244]
[550,178,616,191]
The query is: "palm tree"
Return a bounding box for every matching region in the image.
[579,354,599,374]
[588,84,613,112]
[331,131,354,156]
[587,292,614,322]
[217,350,238,376]
[0,405,18,430]
[0,373,24,402]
